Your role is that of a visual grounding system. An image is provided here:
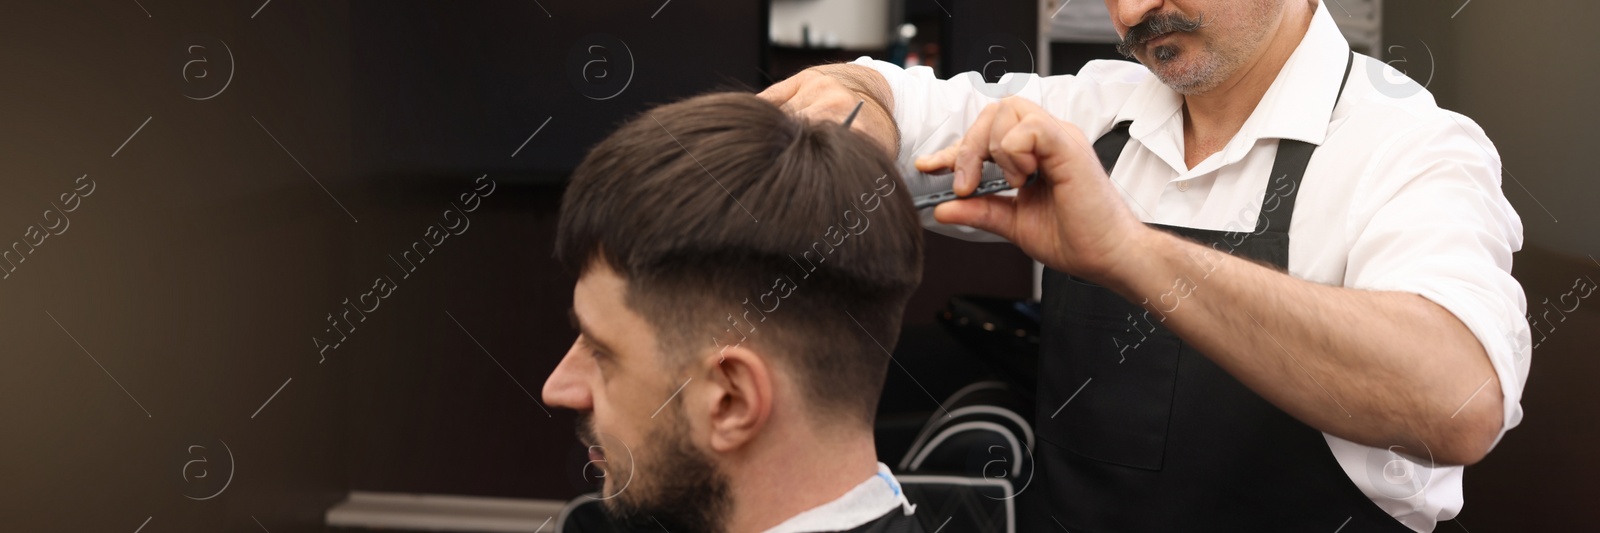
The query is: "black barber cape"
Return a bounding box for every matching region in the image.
[837,508,926,533]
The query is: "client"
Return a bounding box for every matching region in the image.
[543,92,927,532]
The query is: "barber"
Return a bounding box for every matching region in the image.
[761,1,1530,531]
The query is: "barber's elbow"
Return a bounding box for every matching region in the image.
[1435,432,1495,467]
[1431,389,1505,466]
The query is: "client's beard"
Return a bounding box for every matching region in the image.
[578,411,730,533]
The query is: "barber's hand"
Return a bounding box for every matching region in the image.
[916,97,1150,284]
[758,64,899,156]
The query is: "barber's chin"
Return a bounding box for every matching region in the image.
[1152,43,1185,63]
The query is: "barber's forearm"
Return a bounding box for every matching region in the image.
[1104,228,1503,465]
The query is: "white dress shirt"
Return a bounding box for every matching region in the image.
[762,462,916,533]
[853,3,1530,531]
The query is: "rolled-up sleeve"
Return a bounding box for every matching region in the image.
[1342,111,1531,448]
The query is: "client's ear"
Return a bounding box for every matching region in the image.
[700,344,773,453]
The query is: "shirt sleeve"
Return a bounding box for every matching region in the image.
[1342,111,1531,450]
[851,57,1144,242]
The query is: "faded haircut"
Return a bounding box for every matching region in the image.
[555,92,923,427]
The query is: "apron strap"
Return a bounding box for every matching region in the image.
[1091,51,1358,235]
[1256,51,1356,234]
[1092,121,1133,174]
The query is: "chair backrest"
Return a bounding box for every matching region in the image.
[898,380,1035,495]
[898,475,1015,533]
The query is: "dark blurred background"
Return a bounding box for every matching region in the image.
[0,0,1593,531]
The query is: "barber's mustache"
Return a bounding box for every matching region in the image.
[1116,12,1207,58]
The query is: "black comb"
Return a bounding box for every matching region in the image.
[911,164,1038,209]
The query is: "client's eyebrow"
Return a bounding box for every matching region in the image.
[568,307,619,355]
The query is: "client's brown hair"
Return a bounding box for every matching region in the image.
[556,92,923,427]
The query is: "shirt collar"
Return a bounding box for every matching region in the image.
[1246,1,1351,145]
[1114,2,1351,172]
[760,462,917,533]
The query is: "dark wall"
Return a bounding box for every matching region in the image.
[339,0,774,501]
[947,0,1039,78]
[0,1,351,531]
[349,0,767,181]
[339,182,582,499]
[1384,1,1600,530]
[1473,246,1600,531]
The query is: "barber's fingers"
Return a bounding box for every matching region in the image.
[757,71,807,105]
[985,99,1098,191]
[760,71,859,125]
[914,144,957,173]
[919,97,1052,194]
[798,92,862,125]
[760,71,833,117]
[985,100,1033,189]
[932,194,1019,241]
[990,110,1045,186]
[952,104,1000,196]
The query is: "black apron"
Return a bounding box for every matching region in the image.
[1024,53,1413,532]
